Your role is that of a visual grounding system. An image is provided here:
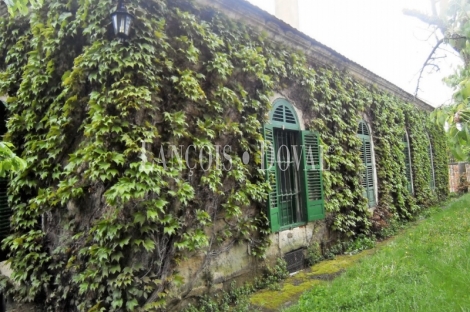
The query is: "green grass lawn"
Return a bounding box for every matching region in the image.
[285,195,470,312]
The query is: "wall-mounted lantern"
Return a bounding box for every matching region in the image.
[111,0,134,39]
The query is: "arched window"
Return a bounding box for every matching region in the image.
[403,131,413,194]
[0,101,10,261]
[270,101,300,129]
[357,120,376,208]
[264,98,324,232]
[428,135,436,191]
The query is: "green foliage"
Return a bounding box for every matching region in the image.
[261,258,290,290]
[0,141,26,176]
[183,282,256,312]
[308,236,374,264]
[286,195,470,312]
[321,236,376,261]
[375,218,404,240]
[429,0,470,160]
[305,243,323,266]
[3,0,44,16]
[369,94,415,220]
[0,0,448,310]
[344,234,375,253]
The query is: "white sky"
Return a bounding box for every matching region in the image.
[246,0,463,107]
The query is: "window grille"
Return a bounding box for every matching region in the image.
[274,129,304,226]
[284,248,305,273]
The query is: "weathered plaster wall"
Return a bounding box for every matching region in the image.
[267,222,329,256]
[177,221,330,302]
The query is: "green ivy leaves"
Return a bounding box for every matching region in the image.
[0,0,448,310]
[0,141,26,176]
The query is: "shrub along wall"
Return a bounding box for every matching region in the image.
[0,0,447,310]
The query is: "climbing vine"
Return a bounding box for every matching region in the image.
[369,93,417,221]
[0,0,447,310]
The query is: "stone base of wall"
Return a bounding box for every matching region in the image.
[173,220,331,309]
[1,221,332,311]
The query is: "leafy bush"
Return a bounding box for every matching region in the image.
[345,235,376,253]
[305,243,323,266]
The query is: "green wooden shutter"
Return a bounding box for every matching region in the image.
[301,130,324,221]
[358,122,376,208]
[264,125,281,232]
[403,134,413,193]
[363,139,376,207]
[428,141,436,191]
[0,178,10,242]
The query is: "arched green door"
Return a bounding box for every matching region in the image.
[264,99,324,232]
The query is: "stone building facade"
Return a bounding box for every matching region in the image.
[0,0,448,310]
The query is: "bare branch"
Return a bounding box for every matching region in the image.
[447,34,470,41]
[426,63,441,72]
[424,27,439,41]
[430,55,447,60]
[415,38,444,97]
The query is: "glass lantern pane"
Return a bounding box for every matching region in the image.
[124,15,132,36]
[112,15,118,35]
[119,16,126,35]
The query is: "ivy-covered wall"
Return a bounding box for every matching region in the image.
[0,0,448,310]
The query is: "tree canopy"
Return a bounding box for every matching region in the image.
[406,0,470,159]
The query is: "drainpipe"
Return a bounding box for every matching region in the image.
[275,0,299,29]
